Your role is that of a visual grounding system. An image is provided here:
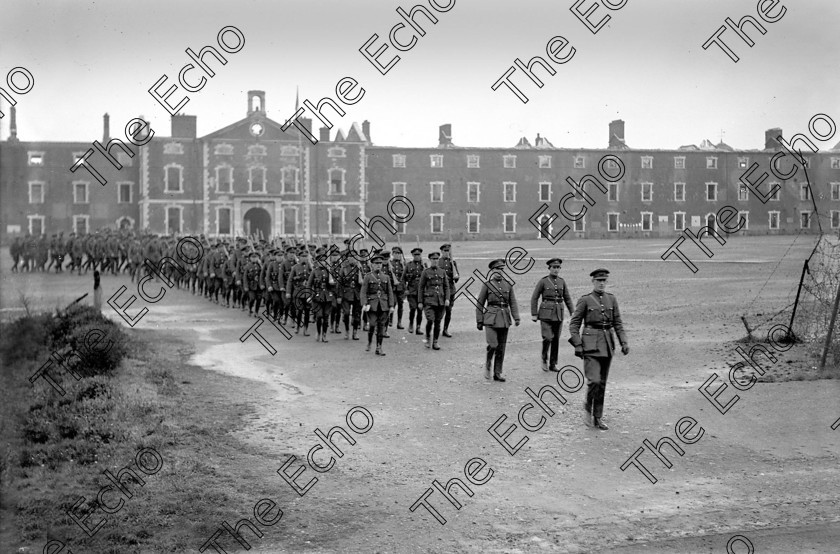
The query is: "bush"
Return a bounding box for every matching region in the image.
[49,304,115,348]
[66,323,129,377]
[0,314,52,366]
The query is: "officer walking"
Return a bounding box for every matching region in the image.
[307,246,338,343]
[476,259,520,382]
[360,254,395,355]
[439,244,459,337]
[418,251,450,350]
[403,247,426,335]
[531,258,575,372]
[390,246,406,329]
[568,269,629,431]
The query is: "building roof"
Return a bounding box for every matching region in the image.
[345,122,367,143]
[514,136,532,149]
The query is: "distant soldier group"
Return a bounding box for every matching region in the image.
[10,230,131,274]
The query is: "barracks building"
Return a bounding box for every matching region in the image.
[2,91,840,244]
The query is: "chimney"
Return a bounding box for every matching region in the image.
[171,115,197,139]
[300,117,314,142]
[438,123,452,147]
[609,120,625,148]
[362,120,371,143]
[103,113,110,143]
[765,128,783,150]
[9,105,18,142]
[319,127,330,142]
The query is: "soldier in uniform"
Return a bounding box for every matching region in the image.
[338,246,363,340]
[280,246,297,324]
[389,246,406,329]
[360,254,396,355]
[439,244,459,337]
[264,249,285,319]
[358,247,372,332]
[241,251,264,317]
[286,248,312,335]
[568,269,629,431]
[10,236,22,272]
[476,259,520,382]
[403,247,426,335]
[307,246,338,343]
[531,258,575,372]
[418,251,450,350]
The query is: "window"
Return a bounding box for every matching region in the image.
[503,155,516,169]
[539,182,551,202]
[605,158,620,170]
[280,145,300,157]
[391,205,409,234]
[215,143,234,156]
[574,156,585,169]
[641,212,653,231]
[769,182,780,201]
[164,142,184,155]
[467,213,480,234]
[117,216,135,230]
[573,216,585,232]
[467,182,480,203]
[832,211,840,229]
[608,182,619,202]
[28,182,44,204]
[607,212,619,232]
[283,207,299,235]
[329,208,345,235]
[393,154,406,168]
[706,182,718,201]
[800,183,811,201]
[281,167,299,194]
[217,207,232,235]
[71,215,88,235]
[393,182,407,197]
[674,212,686,231]
[248,145,267,157]
[831,158,840,169]
[832,183,840,201]
[539,155,551,169]
[674,182,685,202]
[118,182,132,203]
[641,182,653,202]
[430,155,443,168]
[738,211,749,230]
[706,157,718,169]
[28,151,44,166]
[769,211,780,230]
[738,157,749,169]
[329,168,346,195]
[74,182,89,204]
[430,214,444,234]
[674,157,685,169]
[467,155,480,168]
[641,156,653,169]
[503,213,516,233]
[249,166,266,193]
[72,152,88,166]
[800,211,811,229]
[430,182,444,203]
[738,184,749,201]
[216,166,233,193]
[117,151,133,167]
[503,182,516,202]
[328,146,346,158]
[165,165,183,193]
[166,206,182,234]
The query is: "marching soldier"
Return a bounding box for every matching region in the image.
[476,259,520,382]
[241,251,264,317]
[307,246,338,343]
[531,258,575,372]
[403,247,426,335]
[280,246,297,324]
[10,236,22,272]
[360,254,396,356]
[287,248,312,336]
[358,247,372,332]
[418,251,450,350]
[389,246,406,329]
[338,247,363,340]
[264,249,285,319]
[568,269,629,431]
[439,244,459,337]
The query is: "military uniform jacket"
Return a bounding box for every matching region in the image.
[418,267,450,306]
[242,261,263,292]
[402,260,426,295]
[264,260,284,291]
[361,271,395,311]
[287,263,312,299]
[476,277,520,328]
[531,275,574,322]
[390,259,405,292]
[568,291,627,357]
[338,263,362,301]
[307,266,336,303]
[281,260,295,289]
[439,257,459,289]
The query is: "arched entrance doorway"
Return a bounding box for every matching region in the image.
[705,213,717,234]
[244,207,272,240]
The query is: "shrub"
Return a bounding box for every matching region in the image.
[66,323,129,377]
[0,314,52,366]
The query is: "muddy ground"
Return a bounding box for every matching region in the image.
[2,236,839,553]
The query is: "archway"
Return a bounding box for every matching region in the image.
[705,213,717,234]
[244,207,272,240]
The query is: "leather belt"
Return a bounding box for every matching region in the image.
[588,323,612,330]
[489,303,509,307]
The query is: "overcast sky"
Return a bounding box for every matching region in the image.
[2,0,838,150]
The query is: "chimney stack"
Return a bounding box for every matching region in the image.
[9,105,18,142]
[609,120,625,148]
[103,113,110,143]
[765,128,783,150]
[362,120,371,143]
[171,114,197,138]
[438,123,453,147]
[319,127,331,142]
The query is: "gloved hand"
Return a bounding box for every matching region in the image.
[622,345,630,355]
[575,347,584,359]
[477,323,483,331]
[531,315,538,322]
[515,319,520,326]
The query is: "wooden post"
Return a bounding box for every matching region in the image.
[786,259,809,342]
[819,277,840,371]
[740,316,754,341]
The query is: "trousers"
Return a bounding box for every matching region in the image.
[583,355,612,419]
